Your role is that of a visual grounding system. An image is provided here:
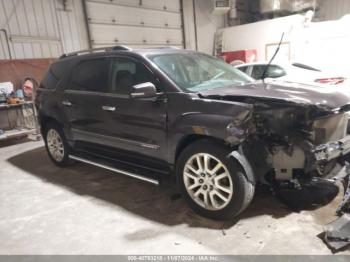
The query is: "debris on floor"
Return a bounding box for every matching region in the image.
[321,164,350,253]
[322,214,350,252]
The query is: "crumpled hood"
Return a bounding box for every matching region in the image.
[199,81,350,112]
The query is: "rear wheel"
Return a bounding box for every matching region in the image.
[177,139,255,220]
[44,122,71,167]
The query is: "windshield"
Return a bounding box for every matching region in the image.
[148,52,254,92]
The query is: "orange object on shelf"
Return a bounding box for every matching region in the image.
[7,97,23,105]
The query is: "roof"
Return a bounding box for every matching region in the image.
[58,45,192,61]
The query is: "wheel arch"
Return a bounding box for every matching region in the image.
[38,114,73,143]
[39,114,62,135]
[174,134,228,164]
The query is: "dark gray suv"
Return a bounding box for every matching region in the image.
[36,46,350,220]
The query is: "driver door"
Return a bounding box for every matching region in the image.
[98,56,168,164]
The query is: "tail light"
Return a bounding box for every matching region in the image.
[315,77,346,85]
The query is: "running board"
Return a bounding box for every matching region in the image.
[69,155,159,185]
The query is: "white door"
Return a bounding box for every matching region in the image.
[85,0,184,49]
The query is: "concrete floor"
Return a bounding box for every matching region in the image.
[0,139,349,255]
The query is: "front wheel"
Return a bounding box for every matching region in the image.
[177,139,255,220]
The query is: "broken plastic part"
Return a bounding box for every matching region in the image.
[321,163,350,253]
[322,214,350,253]
[336,171,350,215]
[314,135,350,162]
[228,147,256,186]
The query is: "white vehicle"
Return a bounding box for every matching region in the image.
[235,62,347,86]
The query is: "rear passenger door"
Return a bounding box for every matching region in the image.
[62,57,112,142]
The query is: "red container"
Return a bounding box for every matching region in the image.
[221,49,257,65]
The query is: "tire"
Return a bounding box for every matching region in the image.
[44,122,72,167]
[176,139,255,220]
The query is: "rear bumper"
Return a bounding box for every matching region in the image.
[314,135,350,162]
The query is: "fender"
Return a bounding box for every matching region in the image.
[228,146,256,186]
[167,94,253,164]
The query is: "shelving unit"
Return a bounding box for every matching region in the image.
[0,101,40,141]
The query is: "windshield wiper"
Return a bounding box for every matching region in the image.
[261,32,285,83]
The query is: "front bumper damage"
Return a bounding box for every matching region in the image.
[314,135,350,163]
[321,163,350,253]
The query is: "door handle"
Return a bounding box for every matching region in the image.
[102,106,116,112]
[62,100,72,106]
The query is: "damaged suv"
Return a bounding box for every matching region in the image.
[36,46,350,220]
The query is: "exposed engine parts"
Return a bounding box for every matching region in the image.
[243,102,350,182]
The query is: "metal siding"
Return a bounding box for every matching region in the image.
[0,0,88,59]
[0,31,10,59]
[86,0,184,48]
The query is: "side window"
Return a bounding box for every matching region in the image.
[267,65,287,78]
[251,65,265,80]
[237,66,248,74]
[70,58,110,92]
[110,58,156,95]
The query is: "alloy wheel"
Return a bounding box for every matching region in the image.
[47,129,65,162]
[183,153,233,210]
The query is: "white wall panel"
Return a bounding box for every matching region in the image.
[86,0,184,48]
[0,31,9,58]
[87,2,182,29]
[182,0,197,50]
[195,0,225,54]
[0,0,88,59]
[90,0,181,12]
[181,0,226,54]
[90,23,183,47]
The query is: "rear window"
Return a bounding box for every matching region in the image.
[251,65,286,79]
[40,61,67,89]
[50,61,66,79]
[69,58,110,93]
[237,66,249,73]
[40,69,58,89]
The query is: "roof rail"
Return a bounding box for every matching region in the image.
[144,46,180,50]
[59,45,132,59]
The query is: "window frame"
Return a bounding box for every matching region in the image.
[66,55,161,97]
[251,65,267,80]
[266,65,287,78]
[109,55,160,95]
[67,57,111,94]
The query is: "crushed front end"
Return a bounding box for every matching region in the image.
[244,100,350,252]
[243,101,350,183]
[199,82,350,252]
[245,100,350,252]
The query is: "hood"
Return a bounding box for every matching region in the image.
[199,81,350,112]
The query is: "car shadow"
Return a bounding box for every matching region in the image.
[7,146,337,230]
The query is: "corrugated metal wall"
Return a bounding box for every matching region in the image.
[317,0,350,21]
[55,0,89,54]
[0,0,88,59]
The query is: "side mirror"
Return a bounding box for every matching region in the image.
[130,82,157,99]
